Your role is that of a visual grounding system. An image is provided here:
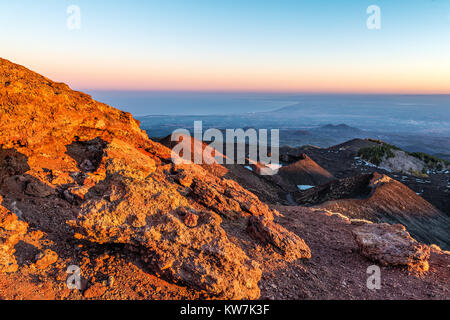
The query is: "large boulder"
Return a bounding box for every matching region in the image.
[68,141,266,299]
[352,223,430,272]
[71,203,262,299]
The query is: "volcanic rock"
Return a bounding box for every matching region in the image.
[247,216,311,260]
[177,208,199,228]
[353,223,430,272]
[0,57,309,299]
[1,58,449,301]
[84,283,108,299]
[0,197,28,273]
[35,249,58,270]
[66,141,265,298]
[71,199,262,299]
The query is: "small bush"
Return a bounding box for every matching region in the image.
[410,169,429,178]
[358,144,398,166]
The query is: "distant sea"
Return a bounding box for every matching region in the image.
[87,90,299,116]
[87,91,450,136]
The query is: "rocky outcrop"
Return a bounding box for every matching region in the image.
[0,196,28,273]
[71,205,262,299]
[0,59,449,300]
[378,150,425,174]
[66,142,264,298]
[353,223,430,272]
[186,164,276,220]
[0,58,310,299]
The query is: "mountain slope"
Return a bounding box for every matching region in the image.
[0,58,448,300]
[294,172,450,249]
[278,153,335,186]
[0,58,310,299]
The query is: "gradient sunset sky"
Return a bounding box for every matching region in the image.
[1,0,449,93]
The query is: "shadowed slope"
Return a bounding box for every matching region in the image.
[294,172,450,249]
[278,153,335,186]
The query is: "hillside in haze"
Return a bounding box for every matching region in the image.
[96,92,450,160]
[137,114,450,160]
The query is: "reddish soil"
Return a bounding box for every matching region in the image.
[0,58,448,301]
[1,205,447,300]
[262,206,449,300]
[278,153,335,186]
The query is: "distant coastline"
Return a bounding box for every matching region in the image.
[86,90,450,117]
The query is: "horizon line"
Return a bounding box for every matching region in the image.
[79,88,450,96]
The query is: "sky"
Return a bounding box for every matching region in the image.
[1,0,449,93]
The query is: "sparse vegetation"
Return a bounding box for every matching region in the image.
[358,143,401,166]
[359,142,449,172]
[408,152,450,170]
[410,169,429,178]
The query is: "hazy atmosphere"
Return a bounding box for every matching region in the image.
[0,0,449,308]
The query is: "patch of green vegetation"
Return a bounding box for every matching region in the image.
[358,140,449,171]
[358,143,400,166]
[407,152,450,171]
[409,169,429,178]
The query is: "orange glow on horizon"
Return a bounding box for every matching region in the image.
[6,55,450,95]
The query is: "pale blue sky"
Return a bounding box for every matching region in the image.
[1,0,449,92]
